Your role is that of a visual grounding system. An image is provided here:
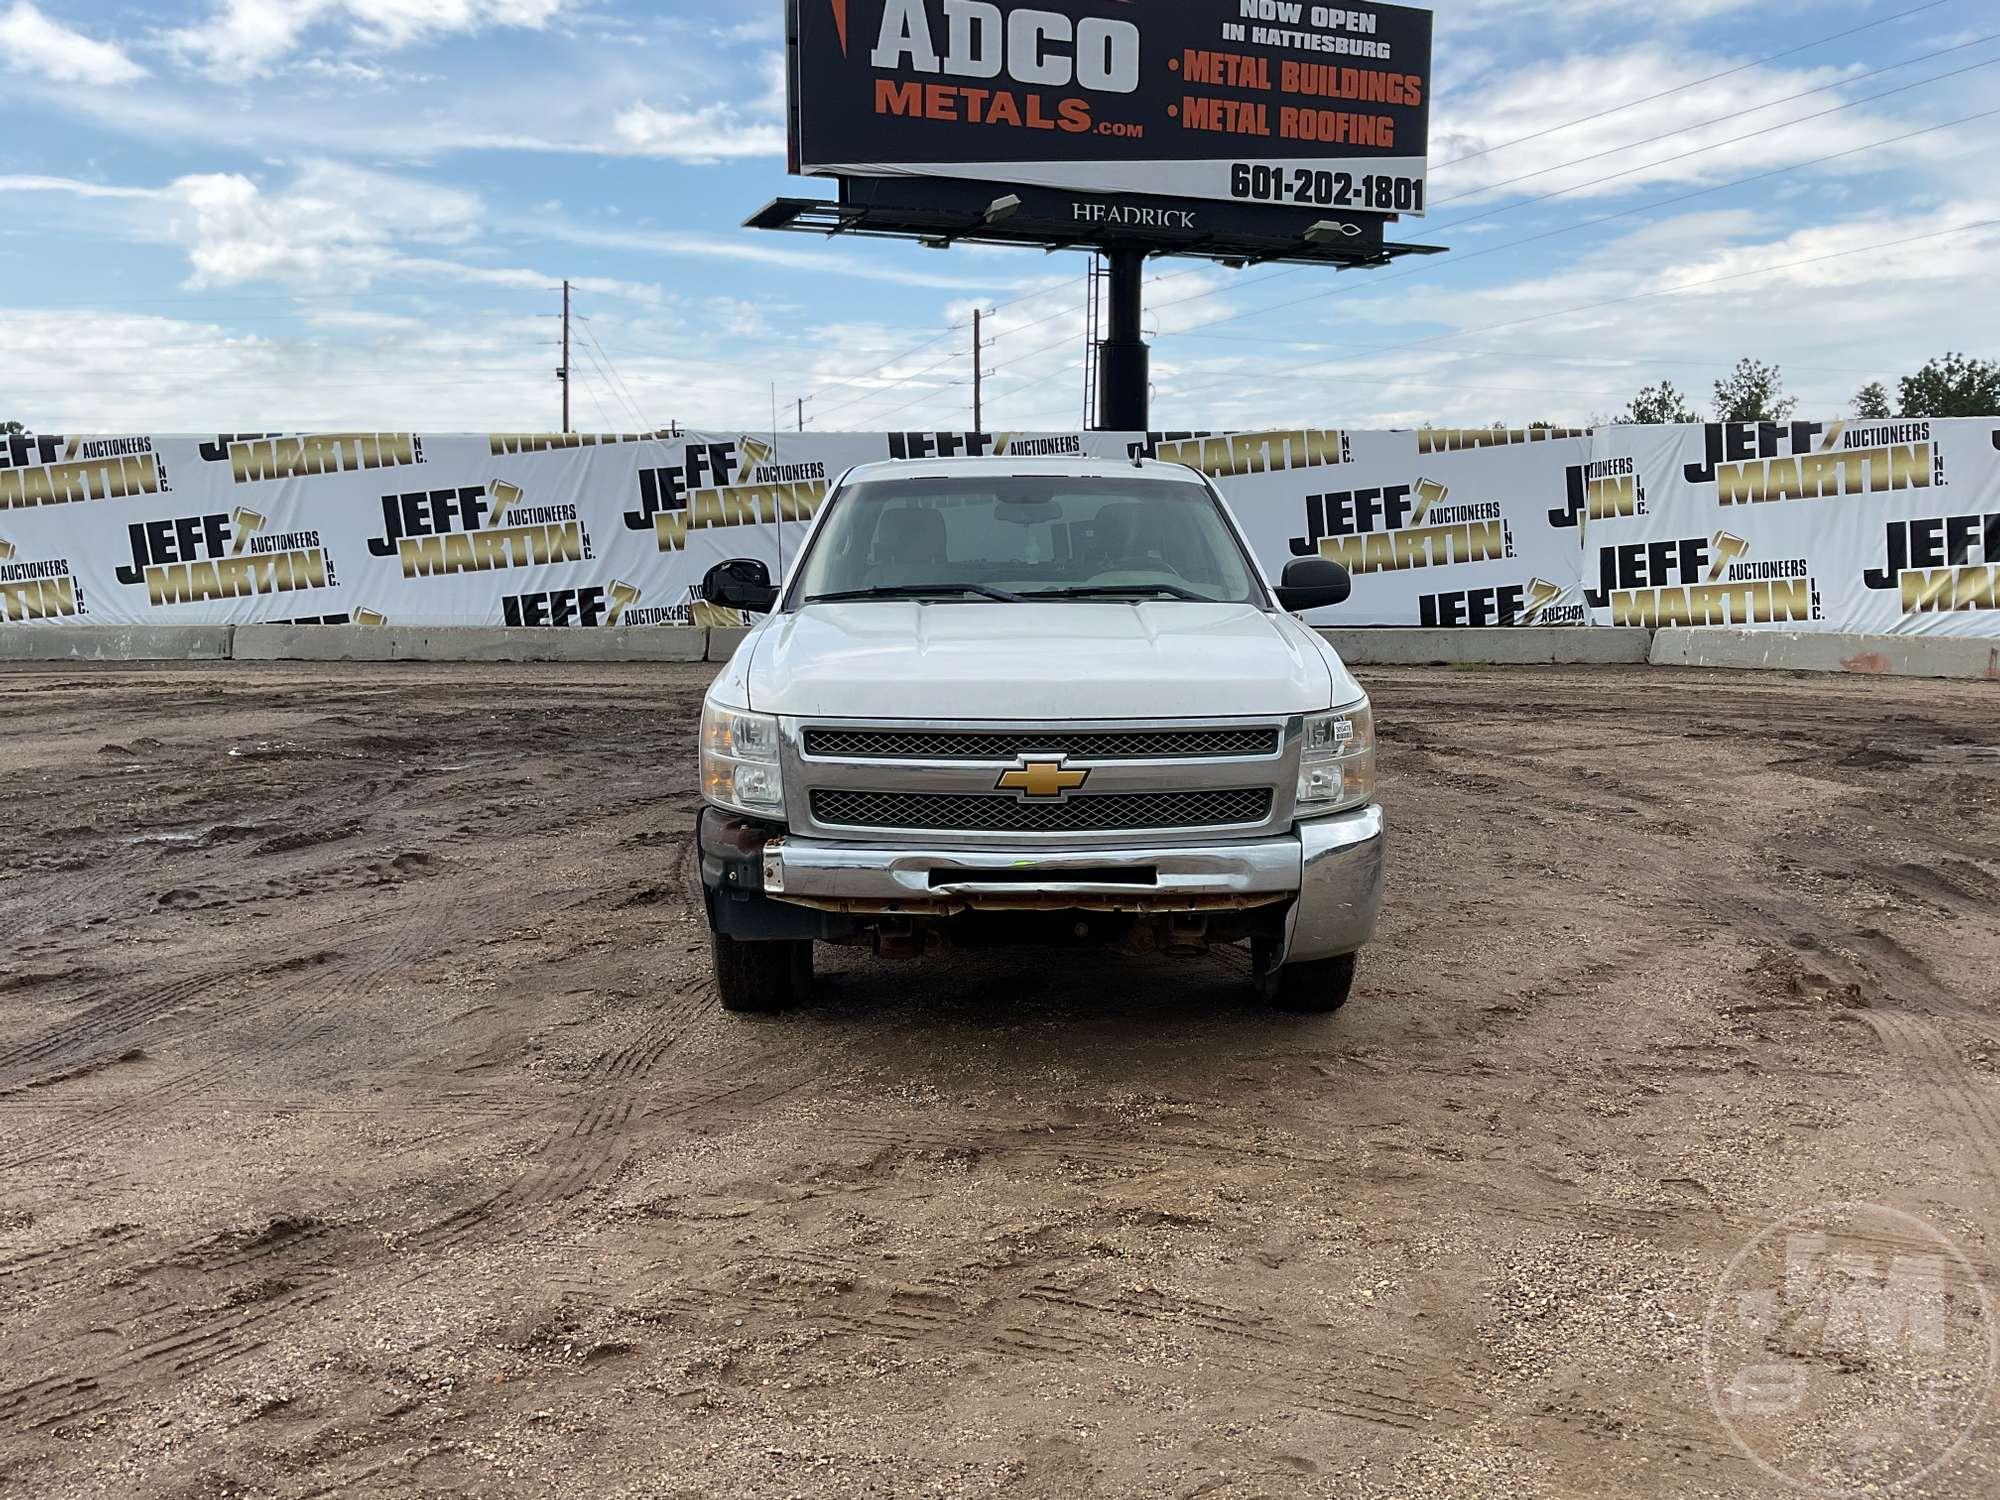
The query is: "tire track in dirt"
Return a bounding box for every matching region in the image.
[0,890,634,1429]
[1861,1012,2000,1187]
[0,1282,339,1434]
[671,1247,1514,1442]
[0,1060,236,1175]
[387,830,768,1265]
[0,867,553,1321]
[4,663,1990,1496]
[406,1029,815,1265]
[0,975,226,1085]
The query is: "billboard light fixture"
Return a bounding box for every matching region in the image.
[984,194,1023,225]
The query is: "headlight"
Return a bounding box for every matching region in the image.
[1296,701,1375,817]
[701,700,785,816]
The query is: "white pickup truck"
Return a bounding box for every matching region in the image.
[693,457,1384,1015]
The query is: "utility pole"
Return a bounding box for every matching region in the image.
[798,397,806,431]
[972,307,984,431]
[558,280,572,434]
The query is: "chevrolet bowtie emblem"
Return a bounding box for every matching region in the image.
[997,757,1089,801]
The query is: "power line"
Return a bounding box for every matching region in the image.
[958,101,2000,421]
[1426,53,2000,231]
[571,363,616,432]
[1144,100,2000,340]
[1140,70,2000,330]
[973,11,1988,355]
[1167,331,1898,379]
[861,378,974,428]
[975,351,1093,415]
[808,344,972,424]
[1428,0,1962,171]
[571,312,651,429]
[575,329,647,430]
[1430,29,2000,208]
[1152,217,2000,413]
[967,205,2000,425]
[798,323,967,406]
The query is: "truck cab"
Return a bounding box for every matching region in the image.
[694,457,1384,1014]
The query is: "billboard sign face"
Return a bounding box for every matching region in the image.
[792,0,1434,217]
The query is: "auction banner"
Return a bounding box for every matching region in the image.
[5,421,1993,635]
[0,424,1579,631]
[1133,424,1593,626]
[791,0,1433,216]
[1585,418,2000,637]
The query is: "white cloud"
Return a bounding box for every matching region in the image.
[610,101,787,161]
[1428,47,1940,209]
[132,161,663,304]
[168,0,571,78]
[167,161,485,288]
[0,2,146,85]
[1138,201,2000,429]
[525,220,1016,294]
[0,173,162,200]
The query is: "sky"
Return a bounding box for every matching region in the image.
[3,0,1998,435]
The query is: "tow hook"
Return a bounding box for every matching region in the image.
[875,917,924,960]
[1164,914,1210,955]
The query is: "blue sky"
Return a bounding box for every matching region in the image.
[3,0,1997,433]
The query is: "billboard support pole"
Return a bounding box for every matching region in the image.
[1095,249,1150,432]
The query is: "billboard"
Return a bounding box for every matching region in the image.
[791,0,1434,216]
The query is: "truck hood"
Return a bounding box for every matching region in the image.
[741,601,1349,721]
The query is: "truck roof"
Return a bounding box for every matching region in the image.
[839,456,1207,485]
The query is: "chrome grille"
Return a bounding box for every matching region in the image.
[802,726,1281,761]
[810,788,1274,834]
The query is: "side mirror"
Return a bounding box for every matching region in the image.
[700,558,779,615]
[1275,557,1352,613]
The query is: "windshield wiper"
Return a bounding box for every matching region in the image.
[1024,584,1208,602]
[805,583,1025,604]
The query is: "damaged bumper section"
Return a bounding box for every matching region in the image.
[699,805,1384,963]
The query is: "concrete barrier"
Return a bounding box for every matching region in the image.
[232,626,711,664]
[1318,627,1653,666]
[706,627,752,663]
[0,625,235,661]
[1651,629,2000,683]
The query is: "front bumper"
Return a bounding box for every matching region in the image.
[735,803,1385,963]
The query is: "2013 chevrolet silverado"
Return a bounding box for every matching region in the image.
[693,457,1384,1015]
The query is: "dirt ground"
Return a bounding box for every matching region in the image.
[2,659,1997,1499]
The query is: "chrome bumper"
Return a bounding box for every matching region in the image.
[1283,802,1387,963]
[759,804,1384,961]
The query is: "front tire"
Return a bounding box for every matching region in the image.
[712,932,812,1014]
[1253,943,1357,1015]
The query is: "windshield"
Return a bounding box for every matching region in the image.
[789,476,1265,606]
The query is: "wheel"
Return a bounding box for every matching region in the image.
[1252,943,1357,1015]
[712,932,812,1014]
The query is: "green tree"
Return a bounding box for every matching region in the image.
[0,420,24,439]
[1617,380,1700,424]
[1852,381,1892,420]
[1897,353,2000,418]
[1711,358,1795,423]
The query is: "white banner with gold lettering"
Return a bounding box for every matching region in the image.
[3,421,1994,634]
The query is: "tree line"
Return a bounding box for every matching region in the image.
[1617,353,2000,425]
